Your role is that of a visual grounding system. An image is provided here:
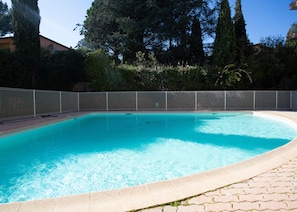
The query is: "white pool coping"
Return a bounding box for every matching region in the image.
[1,111,297,212]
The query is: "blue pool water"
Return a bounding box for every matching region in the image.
[0,112,297,203]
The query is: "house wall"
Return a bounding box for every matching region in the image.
[0,37,15,51]
[0,35,70,52]
[290,0,297,10]
[40,36,70,52]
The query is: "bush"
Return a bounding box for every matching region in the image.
[84,49,122,91]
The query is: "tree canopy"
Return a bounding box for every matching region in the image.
[0,0,13,36]
[83,0,217,65]
[286,22,297,49]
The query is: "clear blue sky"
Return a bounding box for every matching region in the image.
[2,0,297,48]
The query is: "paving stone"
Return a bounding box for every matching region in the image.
[288,193,297,199]
[232,202,261,211]
[284,200,297,209]
[244,187,269,195]
[204,202,233,212]
[247,181,272,189]
[140,207,163,212]
[228,182,251,189]
[261,193,291,201]
[238,194,264,202]
[177,204,205,212]
[187,195,214,205]
[162,206,177,212]
[203,190,221,197]
[273,172,295,178]
[219,188,246,196]
[254,172,278,179]
[212,194,239,203]
[266,187,294,193]
[259,201,288,210]
[270,181,295,187]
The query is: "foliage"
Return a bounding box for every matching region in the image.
[260,35,285,48]
[215,64,252,89]
[76,39,97,52]
[117,62,212,91]
[0,0,13,36]
[233,0,250,64]
[213,0,236,68]
[0,49,25,88]
[84,49,122,91]
[286,23,297,49]
[39,49,86,90]
[83,0,217,64]
[0,48,88,90]
[11,0,41,88]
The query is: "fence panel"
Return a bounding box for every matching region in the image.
[108,92,136,111]
[255,91,276,110]
[79,92,106,111]
[226,91,254,110]
[277,91,291,111]
[1,87,297,121]
[0,87,34,120]
[137,92,166,111]
[197,91,225,110]
[167,91,195,111]
[35,90,60,115]
[61,92,78,112]
[292,91,297,111]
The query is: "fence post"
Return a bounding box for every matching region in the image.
[253,91,256,110]
[290,91,293,111]
[165,91,168,111]
[224,91,227,110]
[0,88,1,119]
[59,91,62,113]
[275,91,278,110]
[77,92,80,112]
[106,92,109,111]
[33,89,36,117]
[195,91,197,111]
[135,91,138,111]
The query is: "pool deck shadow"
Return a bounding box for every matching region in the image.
[0,111,297,212]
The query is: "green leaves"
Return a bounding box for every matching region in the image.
[213,0,236,68]
[0,1,13,36]
[84,49,121,91]
[215,64,252,89]
[83,0,216,65]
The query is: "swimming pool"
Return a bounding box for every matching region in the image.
[0,112,297,204]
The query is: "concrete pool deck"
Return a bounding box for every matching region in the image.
[0,111,297,211]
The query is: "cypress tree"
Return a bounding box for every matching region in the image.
[234,0,249,64]
[189,17,204,65]
[213,0,236,68]
[11,0,40,88]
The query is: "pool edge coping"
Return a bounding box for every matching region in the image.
[0,111,297,212]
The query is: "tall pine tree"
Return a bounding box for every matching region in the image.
[12,0,40,88]
[213,0,236,68]
[234,0,249,64]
